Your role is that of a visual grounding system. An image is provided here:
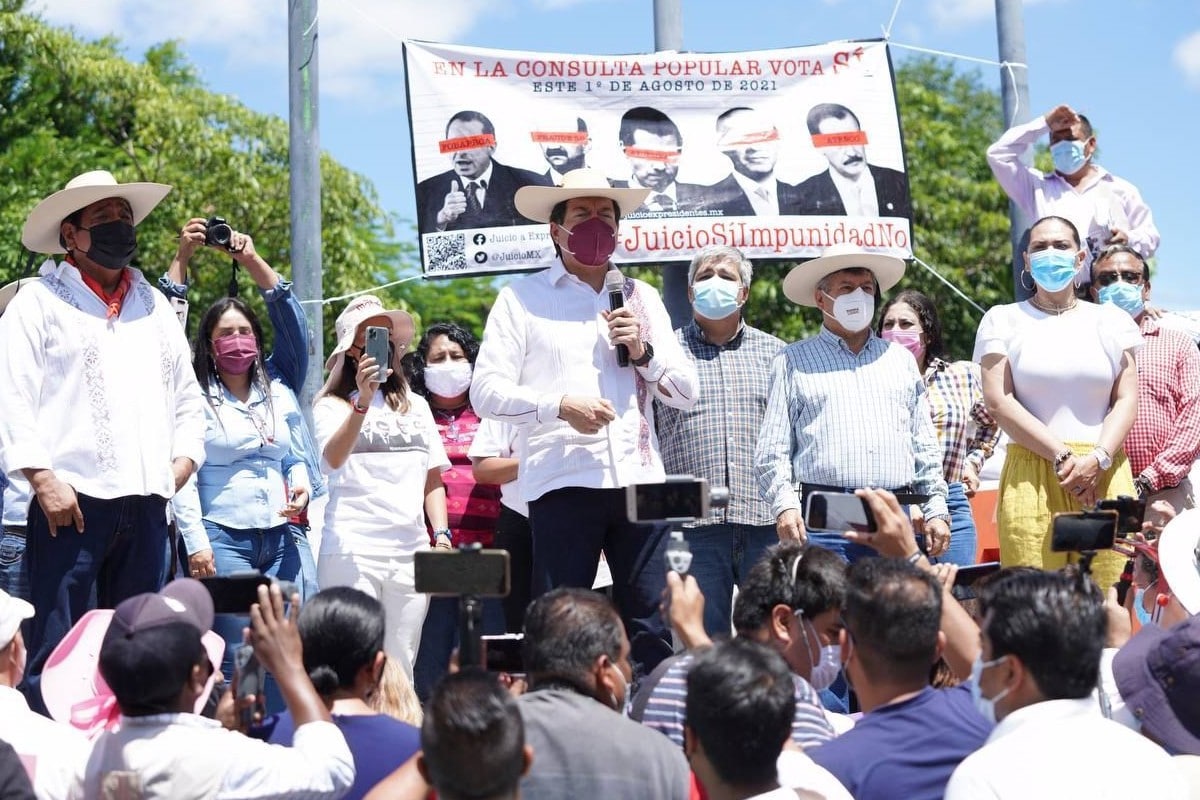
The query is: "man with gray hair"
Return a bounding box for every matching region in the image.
[656,245,784,636]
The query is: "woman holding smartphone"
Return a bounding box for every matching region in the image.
[314,296,451,680]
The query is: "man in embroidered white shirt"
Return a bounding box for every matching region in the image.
[470,168,698,677]
[0,170,206,714]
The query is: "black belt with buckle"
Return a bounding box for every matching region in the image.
[798,482,930,507]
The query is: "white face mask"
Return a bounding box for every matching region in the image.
[969,654,1010,725]
[822,287,875,333]
[423,360,473,398]
[795,610,841,691]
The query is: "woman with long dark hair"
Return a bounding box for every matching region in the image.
[406,321,505,698]
[265,587,421,800]
[313,296,450,680]
[877,289,1000,566]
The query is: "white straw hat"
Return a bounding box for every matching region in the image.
[515,167,650,223]
[22,170,172,254]
[782,243,906,308]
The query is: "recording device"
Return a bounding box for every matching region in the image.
[200,572,299,615]
[205,215,234,250]
[483,634,524,676]
[952,561,1002,587]
[1051,510,1119,553]
[1097,495,1146,535]
[626,475,730,523]
[364,325,391,383]
[804,491,877,533]
[605,269,629,367]
[233,643,265,729]
[664,530,693,576]
[415,545,511,670]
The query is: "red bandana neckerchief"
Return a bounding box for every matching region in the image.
[68,255,132,320]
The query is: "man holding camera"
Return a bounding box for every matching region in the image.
[0,170,207,713]
[754,243,950,560]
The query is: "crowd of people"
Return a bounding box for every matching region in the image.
[0,98,1197,799]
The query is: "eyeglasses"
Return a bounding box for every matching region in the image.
[1093,271,1144,287]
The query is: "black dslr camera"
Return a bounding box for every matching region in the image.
[205,215,234,250]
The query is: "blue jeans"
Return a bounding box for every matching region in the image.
[931,482,978,567]
[0,526,29,601]
[528,487,674,678]
[21,494,170,714]
[289,524,320,602]
[683,522,778,637]
[803,528,877,563]
[206,520,300,715]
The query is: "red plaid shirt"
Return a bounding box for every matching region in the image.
[1126,317,1200,491]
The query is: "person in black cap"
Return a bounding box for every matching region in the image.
[70,579,355,800]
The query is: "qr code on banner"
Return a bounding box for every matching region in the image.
[426,233,467,274]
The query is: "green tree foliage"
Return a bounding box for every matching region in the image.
[0,8,410,352]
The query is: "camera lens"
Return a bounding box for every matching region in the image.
[205,216,233,249]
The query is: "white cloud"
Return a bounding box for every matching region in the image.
[29,0,495,102]
[1174,30,1200,90]
[927,0,993,30]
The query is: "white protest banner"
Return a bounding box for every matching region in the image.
[404,39,911,276]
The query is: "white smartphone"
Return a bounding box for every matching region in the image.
[804,491,877,532]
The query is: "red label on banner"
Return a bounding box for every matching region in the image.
[530,131,590,144]
[718,129,780,148]
[439,133,498,153]
[622,146,681,164]
[811,131,869,148]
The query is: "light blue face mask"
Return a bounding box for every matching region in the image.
[692,275,742,321]
[1098,281,1145,317]
[1132,587,1155,627]
[1028,248,1078,293]
[1051,139,1089,175]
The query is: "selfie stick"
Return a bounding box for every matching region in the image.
[458,544,485,670]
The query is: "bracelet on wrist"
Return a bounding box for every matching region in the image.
[1053,449,1072,468]
[905,550,924,565]
[351,400,369,415]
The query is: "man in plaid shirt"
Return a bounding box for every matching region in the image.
[655,245,784,637]
[1090,244,1200,521]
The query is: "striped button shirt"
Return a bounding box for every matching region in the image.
[755,328,949,521]
[924,358,1000,483]
[1126,316,1200,491]
[637,652,836,749]
[655,321,784,526]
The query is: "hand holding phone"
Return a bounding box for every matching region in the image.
[233,643,265,730]
[805,491,877,533]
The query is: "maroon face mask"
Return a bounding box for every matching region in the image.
[212,333,258,375]
[561,216,617,267]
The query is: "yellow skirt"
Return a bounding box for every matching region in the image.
[997,442,1135,588]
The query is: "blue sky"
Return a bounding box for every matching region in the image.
[33,0,1200,307]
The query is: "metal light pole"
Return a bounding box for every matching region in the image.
[995,0,1034,300]
[288,0,324,415]
[653,0,692,329]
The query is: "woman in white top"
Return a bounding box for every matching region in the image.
[313,296,450,679]
[974,215,1140,587]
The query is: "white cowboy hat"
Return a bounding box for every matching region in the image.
[1158,508,1200,615]
[323,294,416,372]
[22,170,172,255]
[782,243,906,308]
[515,167,650,223]
[0,277,38,317]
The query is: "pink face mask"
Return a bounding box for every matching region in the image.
[561,216,617,267]
[212,333,259,375]
[881,327,925,362]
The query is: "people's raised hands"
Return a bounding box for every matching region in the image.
[1044,104,1080,133]
[843,488,920,559]
[662,571,708,650]
[175,218,209,262]
[247,582,303,679]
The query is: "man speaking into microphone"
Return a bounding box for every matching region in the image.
[472,168,697,676]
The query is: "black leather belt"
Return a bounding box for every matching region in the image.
[798,482,930,507]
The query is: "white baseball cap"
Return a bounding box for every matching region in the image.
[0,588,34,649]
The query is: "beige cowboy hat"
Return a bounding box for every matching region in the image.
[782,243,906,308]
[324,294,416,372]
[0,278,39,317]
[22,170,172,255]
[515,167,650,223]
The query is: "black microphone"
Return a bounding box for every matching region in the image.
[605,269,629,367]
